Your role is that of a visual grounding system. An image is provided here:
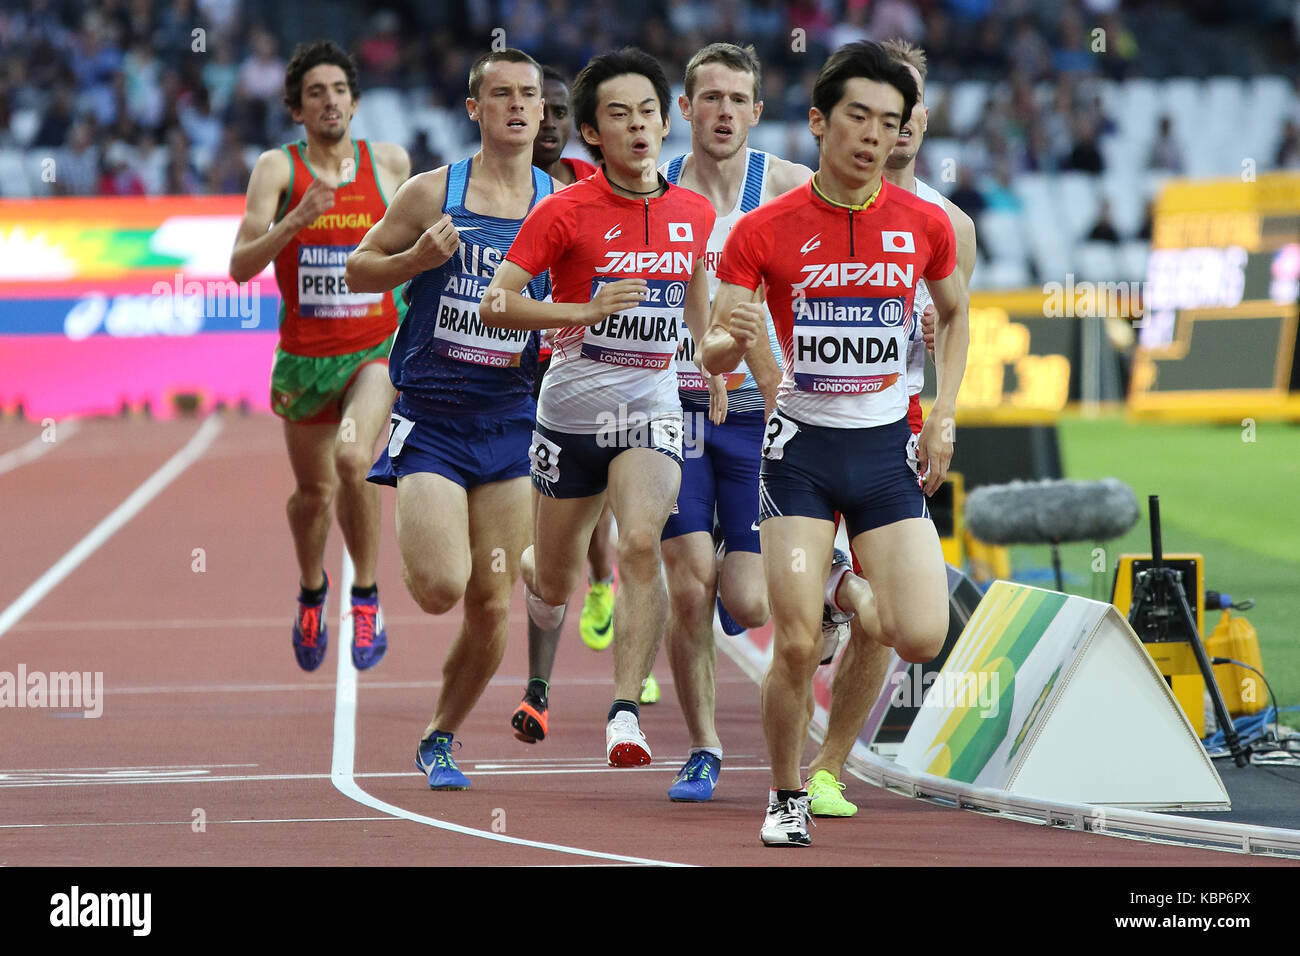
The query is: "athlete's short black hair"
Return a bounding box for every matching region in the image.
[541,65,570,87]
[283,40,360,111]
[810,41,917,144]
[571,47,671,162]
[468,48,543,100]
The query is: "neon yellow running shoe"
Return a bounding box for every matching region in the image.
[806,769,858,817]
[579,580,614,651]
[640,672,660,705]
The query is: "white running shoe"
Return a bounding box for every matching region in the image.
[820,611,850,666]
[606,710,652,767]
[760,793,814,847]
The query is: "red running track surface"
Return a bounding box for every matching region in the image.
[0,415,1292,867]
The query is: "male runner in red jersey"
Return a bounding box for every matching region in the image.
[484,47,715,769]
[522,65,624,724]
[699,40,969,847]
[805,38,977,819]
[230,40,409,673]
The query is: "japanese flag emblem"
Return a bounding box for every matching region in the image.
[882,231,914,253]
[668,222,693,242]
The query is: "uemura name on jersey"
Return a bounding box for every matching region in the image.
[582,276,686,370]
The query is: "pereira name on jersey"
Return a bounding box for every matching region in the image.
[662,149,783,413]
[506,171,715,434]
[390,159,552,414]
[717,179,955,428]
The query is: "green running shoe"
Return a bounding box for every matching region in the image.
[806,769,858,817]
[579,580,614,650]
[640,671,660,705]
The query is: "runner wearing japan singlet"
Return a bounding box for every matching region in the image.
[483,48,715,771]
[698,40,969,848]
[229,40,410,675]
[343,49,563,792]
[808,39,979,822]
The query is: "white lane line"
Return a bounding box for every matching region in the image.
[0,419,80,475]
[0,766,774,789]
[0,816,398,830]
[329,555,690,867]
[0,415,224,640]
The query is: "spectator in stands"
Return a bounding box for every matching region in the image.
[1086,199,1121,243]
[1137,199,1153,241]
[202,42,241,116]
[32,83,77,149]
[205,127,249,194]
[98,140,146,195]
[123,39,164,130]
[949,163,987,221]
[1008,15,1052,81]
[135,131,167,194]
[1148,115,1182,171]
[406,130,441,176]
[1064,115,1104,172]
[163,127,201,194]
[54,120,99,195]
[983,155,1023,213]
[238,26,284,104]
[1276,119,1300,169]
[357,10,403,88]
[180,85,222,161]
[1052,6,1097,75]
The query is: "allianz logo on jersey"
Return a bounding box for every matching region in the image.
[597,251,694,275]
[793,261,914,290]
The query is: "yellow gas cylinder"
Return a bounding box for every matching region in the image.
[1205,609,1267,717]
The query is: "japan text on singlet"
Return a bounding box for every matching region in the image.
[716,178,956,428]
[905,176,947,397]
[389,158,553,415]
[505,170,715,434]
[661,149,784,415]
[272,140,402,357]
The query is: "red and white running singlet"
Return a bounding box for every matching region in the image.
[272,140,400,357]
[717,178,955,428]
[507,171,715,433]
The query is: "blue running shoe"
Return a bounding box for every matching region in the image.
[716,596,746,636]
[415,733,470,790]
[668,751,721,802]
[349,594,387,670]
[292,573,329,672]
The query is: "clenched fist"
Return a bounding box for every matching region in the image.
[410,214,462,272]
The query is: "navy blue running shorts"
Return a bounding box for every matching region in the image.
[757,411,928,539]
[530,414,684,499]
[367,395,535,490]
[662,409,764,553]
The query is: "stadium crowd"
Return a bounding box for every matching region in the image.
[0,0,1296,280]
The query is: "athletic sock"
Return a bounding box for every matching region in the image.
[692,746,723,761]
[776,788,807,803]
[526,678,549,704]
[299,581,327,605]
[590,574,614,587]
[351,584,378,601]
[608,699,639,721]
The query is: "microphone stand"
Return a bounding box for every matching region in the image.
[1127,495,1248,767]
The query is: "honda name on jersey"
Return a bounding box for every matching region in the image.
[431,249,530,367]
[792,295,906,394]
[582,277,684,369]
[298,244,382,318]
[792,260,914,291]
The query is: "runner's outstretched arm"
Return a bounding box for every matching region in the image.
[230,149,334,283]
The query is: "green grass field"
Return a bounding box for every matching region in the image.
[1000,415,1300,731]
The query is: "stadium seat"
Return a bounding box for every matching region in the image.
[948,81,989,137]
[351,89,410,151]
[1099,173,1144,238]
[1115,78,1160,156]
[978,210,1029,264]
[1057,172,1102,245]
[976,257,1031,290]
[1119,241,1151,284]
[1247,75,1293,165]
[21,150,52,197]
[1074,241,1121,283]
[0,149,31,197]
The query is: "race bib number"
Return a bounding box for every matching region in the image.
[582,277,684,369]
[529,431,562,483]
[651,417,684,460]
[791,295,906,395]
[432,271,531,367]
[298,244,382,318]
[761,410,799,461]
[387,414,416,458]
